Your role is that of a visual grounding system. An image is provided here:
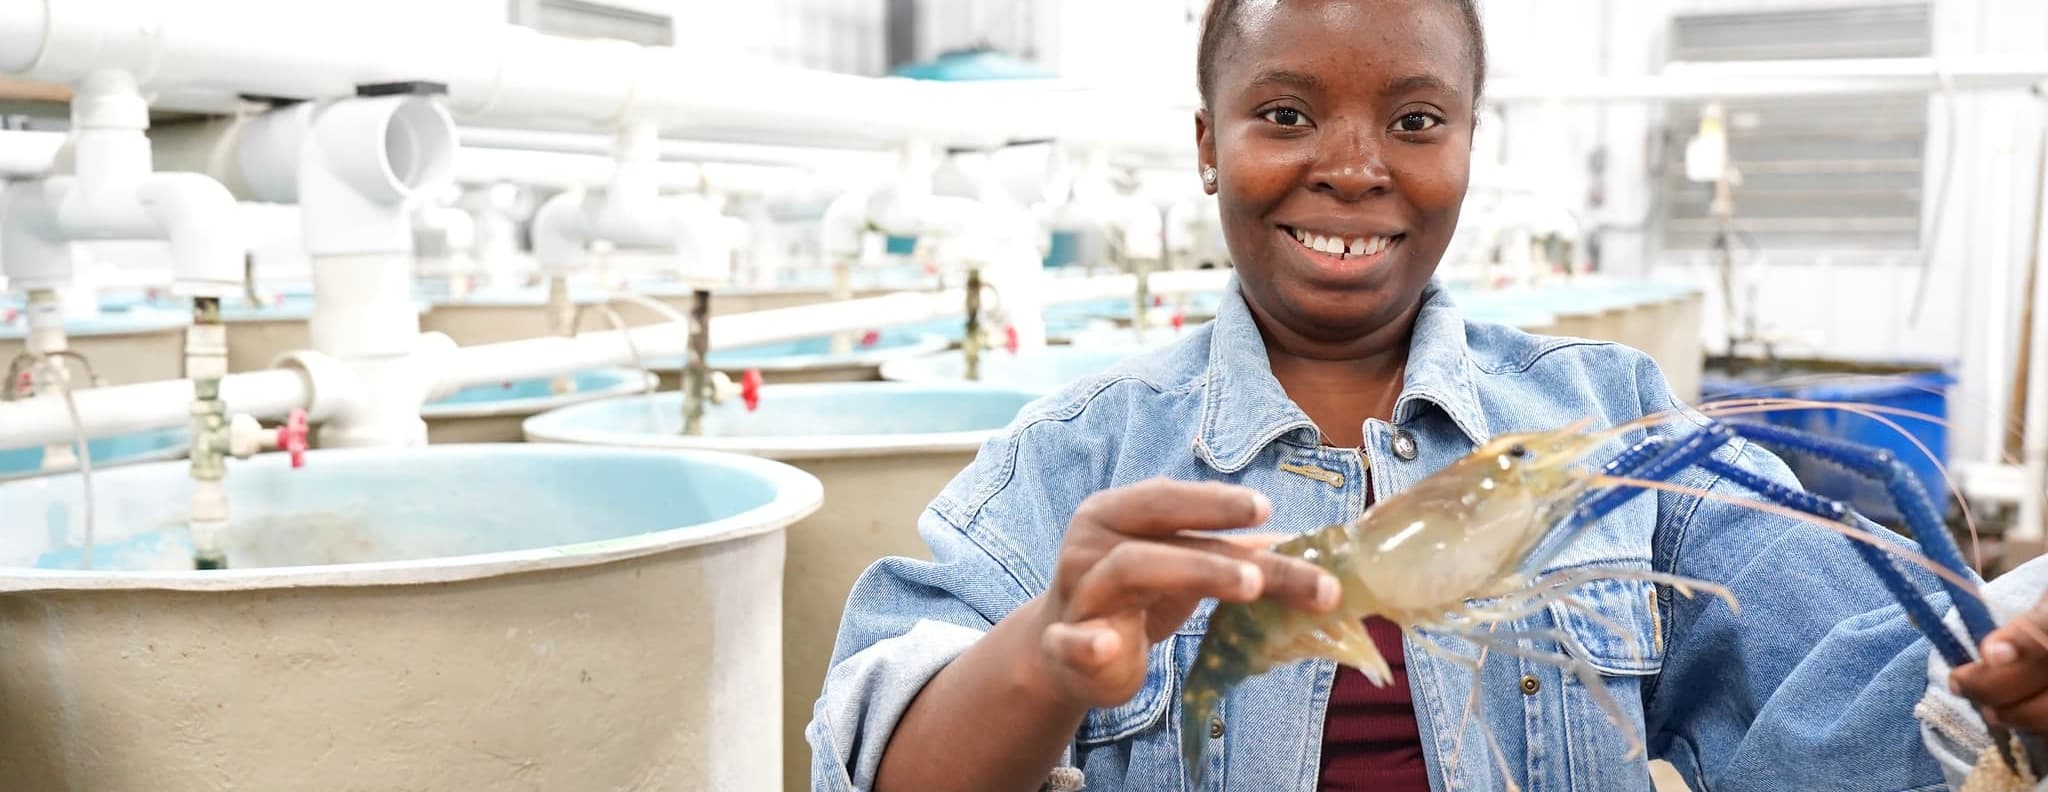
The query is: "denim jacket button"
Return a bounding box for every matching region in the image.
[1210,718,1226,739]
[1520,675,1541,695]
[1391,429,1419,461]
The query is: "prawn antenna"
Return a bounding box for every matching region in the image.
[1543,417,2047,775]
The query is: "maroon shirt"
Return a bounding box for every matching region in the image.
[1317,616,1429,789]
[1319,475,1428,789]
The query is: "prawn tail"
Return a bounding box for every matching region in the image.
[1179,602,1267,787]
[1178,655,1232,787]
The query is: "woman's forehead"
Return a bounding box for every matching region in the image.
[1215,0,1474,94]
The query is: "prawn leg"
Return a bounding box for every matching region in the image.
[1453,626,1650,761]
[1408,628,1524,792]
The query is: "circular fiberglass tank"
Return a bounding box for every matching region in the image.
[0,427,189,481]
[419,283,651,347]
[422,367,656,443]
[0,305,189,385]
[0,444,821,791]
[650,331,950,388]
[522,382,1041,791]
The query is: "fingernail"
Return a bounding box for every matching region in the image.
[1238,563,1263,598]
[1986,640,2019,666]
[1316,574,1340,610]
[1948,675,1962,695]
[1249,491,1272,517]
[1984,707,2004,728]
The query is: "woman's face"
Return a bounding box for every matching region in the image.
[1198,0,1476,347]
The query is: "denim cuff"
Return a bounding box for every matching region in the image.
[808,618,982,790]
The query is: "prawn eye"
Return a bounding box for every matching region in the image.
[1507,444,1529,459]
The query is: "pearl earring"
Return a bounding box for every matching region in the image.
[1202,167,1217,185]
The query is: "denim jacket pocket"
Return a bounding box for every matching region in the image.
[1079,636,1179,745]
[1549,575,1666,676]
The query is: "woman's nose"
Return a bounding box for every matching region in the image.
[1308,126,1392,201]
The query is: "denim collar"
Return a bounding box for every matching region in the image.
[1194,275,1492,473]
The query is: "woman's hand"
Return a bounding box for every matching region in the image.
[1950,597,2048,733]
[1021,477,1342,710]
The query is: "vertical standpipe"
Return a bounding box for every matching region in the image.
[187,296,231,569]
[963,267,982,381]
[682,288,712,435]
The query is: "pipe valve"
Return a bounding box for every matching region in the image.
[740,369,763,412]
[703,369,764,413]
[228,407,310,468]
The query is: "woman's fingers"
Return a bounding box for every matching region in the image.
[1067,541,1264,617]
[1072,478,1272,537]
[1171,534,1340,613]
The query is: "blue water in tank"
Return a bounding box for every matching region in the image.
[880,345,1160,394]
[0,427,189,480]
[0,305,188,339]
[524,382,1042,441]
[425,368,650,415]
[0,445,811,572]
[652,329,947,372]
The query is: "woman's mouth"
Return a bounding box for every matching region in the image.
[1278,225,1404,270]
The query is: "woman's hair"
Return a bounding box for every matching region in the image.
[1196,0,1488,108]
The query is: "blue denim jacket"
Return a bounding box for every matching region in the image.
[810,278,1960,791]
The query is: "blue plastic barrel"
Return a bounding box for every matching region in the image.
[1698,370,1953,526]
[1044,230,1083,268]
[1785,372,1953,526]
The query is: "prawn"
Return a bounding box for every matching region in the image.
[1177,399,2037,788]
[1178,420,1728,785]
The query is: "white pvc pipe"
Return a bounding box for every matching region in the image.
[460,127,891,172]
[453,146,703,191]
[0,130,64,177]
[0,368,310,448]
[2018,106,2048,544]
[0,0,1182,153]
[1489,54,2048,104]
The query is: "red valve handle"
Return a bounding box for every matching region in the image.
[277,408,309,469]
[1003,325,1019,355]
[859,330,881,347]
[1171,312,1186,331]
[1152,294,1164,308]
[740,369,764,412]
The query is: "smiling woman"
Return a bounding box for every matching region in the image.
[804,3,2022,792]
[1195,0,1481,371]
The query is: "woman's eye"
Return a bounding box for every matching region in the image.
[1393,112,1443,133]
[1261,107,1310,127]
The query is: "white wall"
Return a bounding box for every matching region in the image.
[1479,0,2048,467]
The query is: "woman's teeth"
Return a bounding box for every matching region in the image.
[1288,228,1395,259]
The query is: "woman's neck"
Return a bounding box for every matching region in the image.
[1260,324,1416,449]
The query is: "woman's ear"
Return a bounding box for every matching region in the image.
[1195,109,1218,194]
